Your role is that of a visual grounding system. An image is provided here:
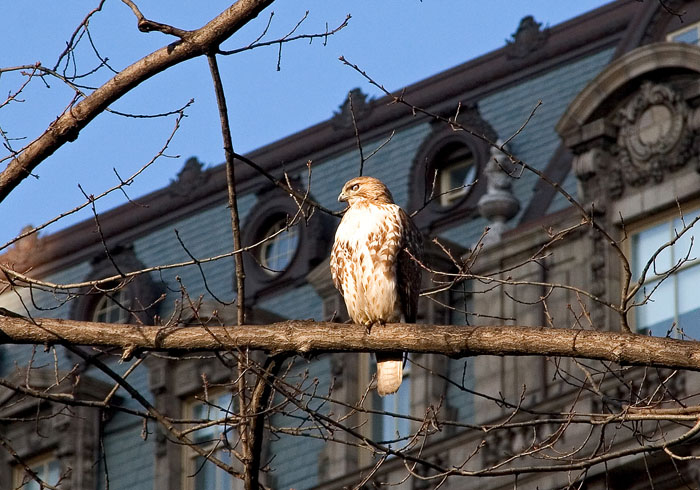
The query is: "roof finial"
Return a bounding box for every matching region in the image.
[477,141,520,245]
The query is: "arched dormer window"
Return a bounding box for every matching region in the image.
[435,143,478,207]
[557,42,700,336]
[92,287,131,323]
[258,217,300,275]
[409,105,497,230]
[557,43,700,202]
[70,245,160,325]
[241,181,332,300]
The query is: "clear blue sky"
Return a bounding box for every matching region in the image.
[0,1,610,247]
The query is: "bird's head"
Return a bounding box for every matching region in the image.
[338,176,395,206]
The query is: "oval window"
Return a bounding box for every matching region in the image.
[438,145,476,206]
[259,220,299,274]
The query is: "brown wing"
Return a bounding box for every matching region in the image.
[396,208,423,323]
[329,238,345,296]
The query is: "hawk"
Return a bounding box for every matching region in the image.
[330,176,423,396]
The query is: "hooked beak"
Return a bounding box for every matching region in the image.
[338,191,348,203]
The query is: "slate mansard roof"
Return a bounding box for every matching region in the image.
[3,1,699,489]
[0,2,638,280]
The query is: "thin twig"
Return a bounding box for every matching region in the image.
[120,0,191,38]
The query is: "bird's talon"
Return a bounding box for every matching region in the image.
[366,321,384,334]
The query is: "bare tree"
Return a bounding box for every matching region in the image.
[1,2,699,490]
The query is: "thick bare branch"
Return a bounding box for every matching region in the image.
[2,317,700,371]
[0,0,274,203]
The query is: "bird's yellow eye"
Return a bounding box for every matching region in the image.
[351,184,359,191]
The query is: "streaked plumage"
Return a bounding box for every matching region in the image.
[330,176,422,396]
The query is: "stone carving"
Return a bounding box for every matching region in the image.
[565,81,700,337]
[570,146,613,324]
[611,82,698,196]
[506,15,549,59]
[331,88,373,130]
[482,420,558,467]
[591,369,685,414]
[589,225,607,305]
[1,225,42,271]
[477,141,521,245]
[169,157,210,196]
[575,83,700,202]
[572,147,617,210]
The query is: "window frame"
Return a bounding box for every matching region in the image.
[627,203,700,338]
[258,218,300,275]
[667,21,700,45]
[240,184,332,300]
[409,119,494,230]
[181,388,241,490]
[12,452,62,490]
[92,287,132,323]
[437,146,478,207]
[69,246,160,325]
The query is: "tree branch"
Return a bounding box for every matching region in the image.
[247,353,289,489]
[207,50,254,487]
[0,0,274,203]
[1,317,700,371]
[207,53,246,322]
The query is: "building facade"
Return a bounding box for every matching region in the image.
[3,1,700,488]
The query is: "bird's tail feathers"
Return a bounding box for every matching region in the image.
[376,352,403,396]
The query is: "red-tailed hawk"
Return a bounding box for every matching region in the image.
[330,176,423,396]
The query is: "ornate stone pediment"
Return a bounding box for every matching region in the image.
[572,81,700,202]
[506,15,549,59]
[612,82,698,192]
[169,157,210,197]
[1,225,43,272]
[331,88,373,130]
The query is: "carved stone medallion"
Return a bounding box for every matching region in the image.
[613,82,693,189]
[331,88,373,130]
[506,15,549,59]
[169,157,210,197]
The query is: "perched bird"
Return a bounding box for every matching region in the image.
[330,176,423,396]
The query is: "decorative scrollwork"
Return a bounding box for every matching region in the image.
[331,88,373,130]
[612,82,693,192]
[506,16,549,59]
[169,156,210,197]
